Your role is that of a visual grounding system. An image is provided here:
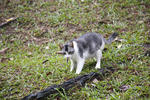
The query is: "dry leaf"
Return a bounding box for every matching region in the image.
[115,37,125,42]
[10,57,14,61]
[0,47,9,54]
[119,85,130,91]
[28,52,32,56]
[92,78,99,83]
[0,57,9,63]
[45,46,49,50]
[117,44,122,49]
[6,18,14,22]
[138,21,143,24]
[91,83,96,87]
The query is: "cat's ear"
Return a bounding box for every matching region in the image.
[59,44,63,49]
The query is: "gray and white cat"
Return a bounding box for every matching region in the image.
[57,32,118,74]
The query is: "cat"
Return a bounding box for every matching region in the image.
[57,32,118,74]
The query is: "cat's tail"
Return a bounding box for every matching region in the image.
[104,32,118,44]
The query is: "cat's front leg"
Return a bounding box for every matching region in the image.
[70,59,76,72]
[95,50,102,69]
[76,58,85,74]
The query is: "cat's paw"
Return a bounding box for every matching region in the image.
[75,72,80,74]
[95,66,101,69]
[70,65,74,72]
[76,69,81,74]
[70,69,73,72]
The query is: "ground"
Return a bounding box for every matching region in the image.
[0,0,150,99]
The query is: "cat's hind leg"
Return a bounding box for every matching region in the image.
[95,50,102,69]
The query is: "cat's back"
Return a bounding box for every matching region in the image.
[76,32,103,43]
[79,32,102,38]
[74,32,104,55]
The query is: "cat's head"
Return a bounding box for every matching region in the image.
[57,41,75,58]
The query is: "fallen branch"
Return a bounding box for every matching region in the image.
[0,17,18,28]
[22,67,116,100]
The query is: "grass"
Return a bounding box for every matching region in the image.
[0,0,150,99]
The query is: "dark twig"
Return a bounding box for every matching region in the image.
[42,60,49,64]
[22,67,116,100]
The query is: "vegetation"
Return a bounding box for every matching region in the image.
[0,0,150,99]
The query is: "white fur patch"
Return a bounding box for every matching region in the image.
[100,40,105,50]
[69,41,105,74]
[71,41,79,61]
[64,52,71,58]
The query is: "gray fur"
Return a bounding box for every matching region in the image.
[61,32,118,58]
[59,32,118,74]
[104,32,118,44]
[74,32,103,57]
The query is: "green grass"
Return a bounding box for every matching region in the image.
[0,0,150,99]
